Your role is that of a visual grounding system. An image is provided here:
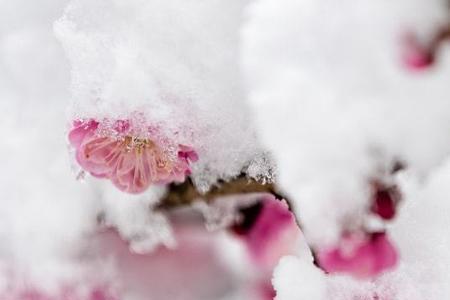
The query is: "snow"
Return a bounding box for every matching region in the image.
[55,0,273,193]
[2,0,450,298]
[273,256,326,300]
[242,0,450,245]
[0,0,89,288]
[0,0,275,297]
[242,0,450,298]
[98,185,175,253]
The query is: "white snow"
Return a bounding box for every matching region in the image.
[2,0,450,298]
[242,0,450,299]
[242,0,450,245]
[55,0,273,193]
[0,0,274,297]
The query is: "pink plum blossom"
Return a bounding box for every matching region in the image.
[317,231,398,278]
[68,118,198,194]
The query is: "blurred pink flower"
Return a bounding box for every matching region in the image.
[233,197,299,270]
[401,27,450,71]
[231,196,301,299]
[402,42,434,70]
[5,286,116,300]
[401,31,435,70]
[3,195,304,300]
[83,213,284,300]
[317,231,398,278]
[68,119,198,194]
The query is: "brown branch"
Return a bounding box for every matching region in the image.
[158,175,284,209]
[155,174,303,244]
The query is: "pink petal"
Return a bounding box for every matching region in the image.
[401,33,434,71]
[403,48,434,70]
[317,231,398,278]
[77,138,121,177]
[68,119,99,148]
[178,145,199,162]
[112,120,130,134]
[232,196,300,270]
[371,189,397,220]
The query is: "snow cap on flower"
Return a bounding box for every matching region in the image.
[68,118,198,194]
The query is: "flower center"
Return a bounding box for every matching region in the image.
[122,136,155,154]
